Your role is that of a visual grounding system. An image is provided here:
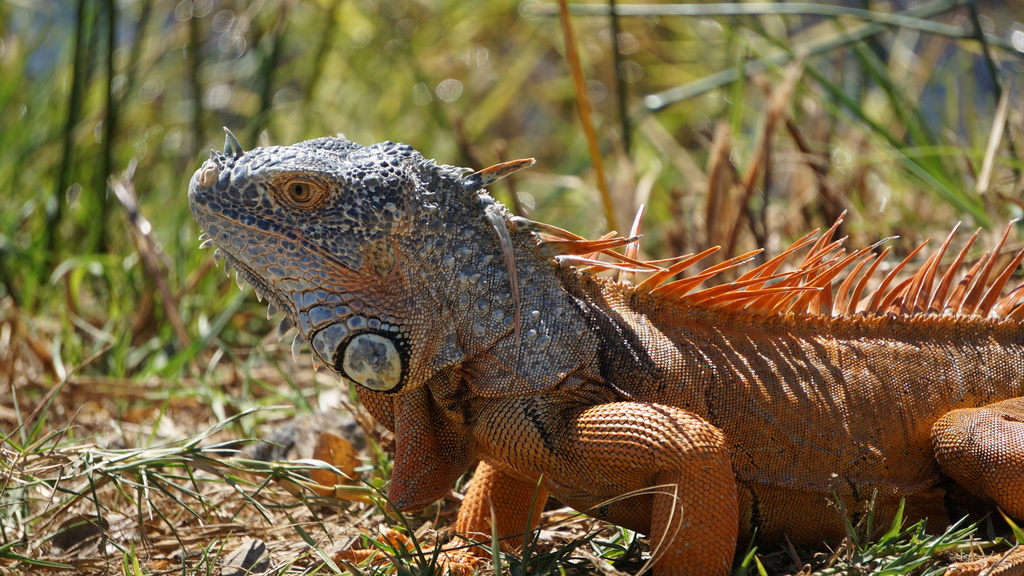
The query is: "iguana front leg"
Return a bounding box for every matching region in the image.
[933,398,1024,576]
[455,460,549,553]
[469,397,739,576]
[932,397,1024,518]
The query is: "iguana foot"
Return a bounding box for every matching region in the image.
[945,546,1024,576]
[333,528,482,576]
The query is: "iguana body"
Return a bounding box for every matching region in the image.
[189,133,1024,575]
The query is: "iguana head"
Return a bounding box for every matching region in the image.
[188,130,533,395]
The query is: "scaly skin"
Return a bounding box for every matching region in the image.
[189,133,1024,575]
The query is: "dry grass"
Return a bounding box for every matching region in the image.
[0,306,629,575]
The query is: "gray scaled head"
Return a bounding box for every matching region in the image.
[187,131,484,393]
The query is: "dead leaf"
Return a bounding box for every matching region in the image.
[310,431,359,496]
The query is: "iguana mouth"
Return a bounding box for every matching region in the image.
[197,225,412,384]
[194,228,318,365]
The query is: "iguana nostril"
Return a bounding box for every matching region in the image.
[198,161,220,187]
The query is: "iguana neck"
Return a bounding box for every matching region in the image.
[408,211,604,398]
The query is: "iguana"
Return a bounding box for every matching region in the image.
[188,131,1024,576]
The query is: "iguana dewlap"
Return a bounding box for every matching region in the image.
[189,132,1024,575]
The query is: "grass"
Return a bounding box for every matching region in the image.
[2,0,1024,574]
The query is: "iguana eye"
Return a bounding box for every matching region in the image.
[281,179,323,206]
[290,182,312,201]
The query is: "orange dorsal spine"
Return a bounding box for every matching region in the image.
[526,216,1024,322]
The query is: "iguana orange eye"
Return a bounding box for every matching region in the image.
[281,179,323,206]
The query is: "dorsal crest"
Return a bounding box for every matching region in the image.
[514,213,1024,321]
